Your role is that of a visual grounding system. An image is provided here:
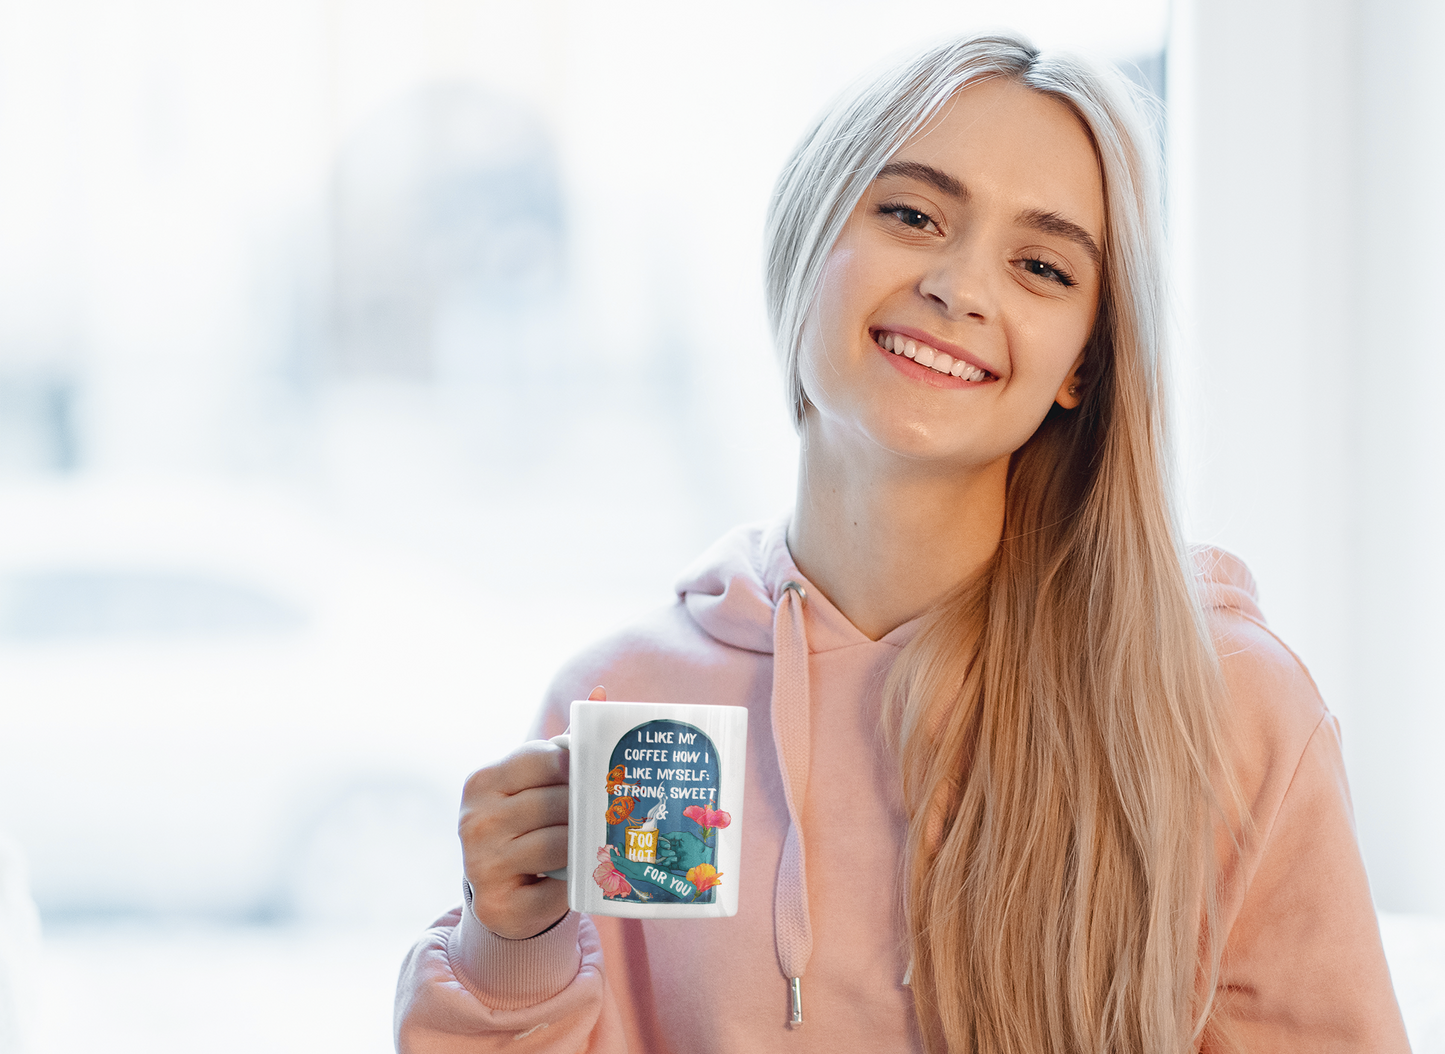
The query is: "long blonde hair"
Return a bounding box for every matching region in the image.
[764,35,1236,1053]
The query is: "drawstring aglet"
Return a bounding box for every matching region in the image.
[789,977,803,1026]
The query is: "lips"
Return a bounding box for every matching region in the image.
[873,329,994,382]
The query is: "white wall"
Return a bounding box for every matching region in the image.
[1169,0,1445,912]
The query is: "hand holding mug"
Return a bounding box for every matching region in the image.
[456,686,605,940]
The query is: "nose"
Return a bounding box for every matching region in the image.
[917,235,995,321]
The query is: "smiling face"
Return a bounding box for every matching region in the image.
[798,76,1106,473]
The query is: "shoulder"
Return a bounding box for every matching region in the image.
[530,599,761,738]
[549,601,728,697]
[529,518,790,738]
[1191,546,1330,811]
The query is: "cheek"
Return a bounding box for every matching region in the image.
[795,315,842,416]
[810,244,864,335]
[796,246,866,392]
[1020,297,1098,384]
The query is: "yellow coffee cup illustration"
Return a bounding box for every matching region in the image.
[625,826,658,863]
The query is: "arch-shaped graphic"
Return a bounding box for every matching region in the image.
[593,719,729,904]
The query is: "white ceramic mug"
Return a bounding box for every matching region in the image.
[548,700,748,918]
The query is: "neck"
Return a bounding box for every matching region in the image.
[786,426,1007,641]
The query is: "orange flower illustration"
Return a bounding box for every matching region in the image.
[605,764,628,795]
[605,796,635,825]
[686,863,723,898]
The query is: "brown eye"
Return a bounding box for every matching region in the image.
[876,203,939,233]
[1021,257,1076,288]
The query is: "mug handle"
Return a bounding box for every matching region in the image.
[542,731,570,881]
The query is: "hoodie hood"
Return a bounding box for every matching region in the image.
[672,520,785,654]
[1193,545,1267,623]
[674,525,1265,649]
[675,518,911,654]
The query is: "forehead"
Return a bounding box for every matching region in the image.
[888,77,1105,237]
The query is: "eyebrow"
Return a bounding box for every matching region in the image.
[875,160,967,200]
[1016,208,1103,268]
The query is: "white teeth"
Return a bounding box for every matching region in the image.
[879,330,989,380]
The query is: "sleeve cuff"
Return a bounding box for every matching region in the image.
[449,901,583,1012]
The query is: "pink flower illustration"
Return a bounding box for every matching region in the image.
[592,845,632,899]
[682,803,732,840]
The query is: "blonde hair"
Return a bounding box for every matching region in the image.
[764,35,1238,1053]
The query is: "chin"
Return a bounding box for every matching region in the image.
[860,423,985,467]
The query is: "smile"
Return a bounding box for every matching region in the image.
[874,330,992,382]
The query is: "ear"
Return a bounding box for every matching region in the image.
[1054,350,1087,410]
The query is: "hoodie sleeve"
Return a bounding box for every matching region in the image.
[1193,550,1410,1052]
[394,904,634,1054]
[1203,714,1410,1052]
[394,652,664,1053]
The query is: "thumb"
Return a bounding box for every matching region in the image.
[587,685,607,701]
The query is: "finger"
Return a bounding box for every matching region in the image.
[507,824,570,876]
[546,734,570,775]
[469,740,570,797]
[459,783,567,869]
[488,783,568,836]
[588,685,607,701]
[471,823,569,886]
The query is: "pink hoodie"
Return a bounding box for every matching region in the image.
[395,519,1409,1052]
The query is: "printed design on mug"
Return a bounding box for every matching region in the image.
[592,719,726,904]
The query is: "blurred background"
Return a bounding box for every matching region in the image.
[0,0,1439,1050]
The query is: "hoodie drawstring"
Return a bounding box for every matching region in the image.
[771,580,813,1027]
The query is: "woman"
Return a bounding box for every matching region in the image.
[396,34,1408,1053]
